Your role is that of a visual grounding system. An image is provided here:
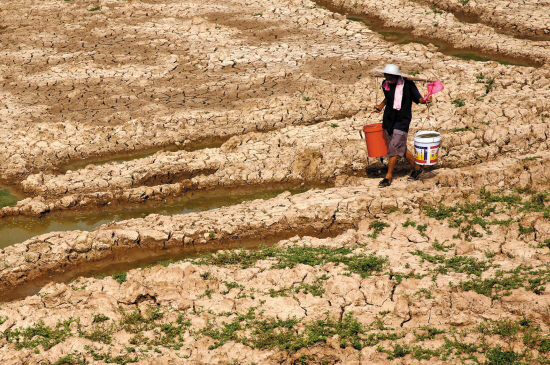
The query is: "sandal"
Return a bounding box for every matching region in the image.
[408,169,422,181]
[379,178,392,187]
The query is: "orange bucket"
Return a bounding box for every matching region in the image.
[363,123,388,158]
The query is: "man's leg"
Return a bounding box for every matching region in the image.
[405,149,420,170]
[385,156,398,179]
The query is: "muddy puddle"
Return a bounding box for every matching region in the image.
[315,0,542,68]
[57,136,229,173]
[0,185,327,248]
[0,186,21,209]
[1,228,345,302]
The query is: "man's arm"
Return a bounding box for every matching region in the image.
[409,81,432,104]
[373,98,387,113]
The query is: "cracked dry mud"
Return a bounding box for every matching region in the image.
[1,0,550,363]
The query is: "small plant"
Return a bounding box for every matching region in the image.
[432,240,454,252]
[485,346,518,364]
[52,353,86,365]
[252,13,262,17]
[208,232,215,238]
[368,220,390,239]
[536,239,550,249]
[92,314,109,323]
[452,98,465,107]
[221,281,244,294]
[302,96,311,101]
[432,22,439,27]
[408,70,421,76]
[477,74,495,93]
[451,127,468,132]
[458,0,470,5]
[415,287,434,299]
[200,271,216,280]
[402,218,416,228]
[330,123,339,128]
[112,271,127,284]
[417,224,428,237]
[87,6,101,11]
[353,2,358,8]
[416,326,445,341]
[198,289,215,299]
[519,222,535,235]
[387,343,411,359]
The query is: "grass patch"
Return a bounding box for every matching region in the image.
[267,274,330,297]
[4,318,77,350]
[195,245,388,278]
[458,264,550,298]
[203,310,404,352]
[412,250,490,276]
[52,353,87,365]
[422,187,547,241]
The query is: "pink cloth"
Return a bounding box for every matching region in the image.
[383,77,405,110]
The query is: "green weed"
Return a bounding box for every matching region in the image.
[52,353,87,365]
[195,245,387,278]
[200,271,217,280]
[112,271,127,284]
[4,318,77,350]
[92,314,109,323]
[368,220,390,239]
[452,98,465,107]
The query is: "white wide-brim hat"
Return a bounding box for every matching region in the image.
[374,64,407,77]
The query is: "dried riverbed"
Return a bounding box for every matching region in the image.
[1,0,550,363]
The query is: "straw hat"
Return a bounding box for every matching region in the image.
[374,64,407,77]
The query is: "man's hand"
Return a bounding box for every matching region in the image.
[373,103,384,113]
[422,95,433,104]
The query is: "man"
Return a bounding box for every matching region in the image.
[372,64,432,187]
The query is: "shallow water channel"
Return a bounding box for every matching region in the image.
[2,236,286,302]
[0,185,323,248]
[314,0,542,68]
[58,136,228,173]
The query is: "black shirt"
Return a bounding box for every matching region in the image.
[382,79,422,135]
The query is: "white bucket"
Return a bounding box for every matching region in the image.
[414,131,441,166]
